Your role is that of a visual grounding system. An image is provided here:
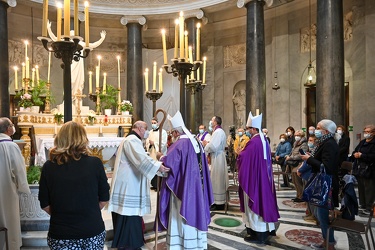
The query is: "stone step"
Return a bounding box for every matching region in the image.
[21,231,48,248]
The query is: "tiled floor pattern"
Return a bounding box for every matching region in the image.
[21,167,374,249]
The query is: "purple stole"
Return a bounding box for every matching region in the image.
[200,131,208,141]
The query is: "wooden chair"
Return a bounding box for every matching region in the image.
[273,162,289,191]
[225,184,239,214]
[0,227,9,250]
[326,202,375,250]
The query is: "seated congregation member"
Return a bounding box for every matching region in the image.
[274,133,292,187]
[38,121,110,249]
[286,130,308,201]
[157,111,213,250]
[108,121,170,249]
[285,126,296,146]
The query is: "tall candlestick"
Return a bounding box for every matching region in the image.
[89,71,92,94]
[184,31,188,61]
[196,23,201,61]
[103,73,107,94]
[161,29,168,65]
[179,11,184,59]
[188,46,193,64]
[26,57,30,79]
[35,65,40,84]
[63,0,70,37]
[174,19,179,59]
[84,1,90,47]
[24,40,28,63]
[74,0,78,36]
[145,68,149,92]
[14,66,18,90]
[57,3,62,40]
[22,62,25,81]
[159,68,163,92]
[95,66,99,87]
[31,68,35,87]
[42,0,49,37]
[47,51,51,82]
[202,56,207,84]
[153,62,157,91]
[117,56,121,88]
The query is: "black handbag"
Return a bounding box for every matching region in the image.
[353,160,373,178]
[302,164,333,209]
[286,159,300,167]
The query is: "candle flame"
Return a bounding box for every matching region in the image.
[159,68,163,72]
[89,71,92,75]
[203,56,207,61]
[14,66,18,71]
[145,68,149,72]
[22,62,25,66]
[57,2,62,8]
[197,23,201,28]
[84,1,89,7]
[35,65,39,69]
[175,19,179,25]
[161,29,166,34]
[103,72,107,76]
[24,40,29,45]
[184,31,188,36]
[117,55,120,60]
[153,62,157,66]
[97,55,102,60]
[32,68,35,72]
[179,11,183,17]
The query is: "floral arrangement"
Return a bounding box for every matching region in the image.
[88,110,97,123]
[120,100,133,112]
[53,110,64,124]
[18,93,33,108]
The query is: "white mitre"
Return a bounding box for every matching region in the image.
[168,111,200,153]
[246,111,267,159]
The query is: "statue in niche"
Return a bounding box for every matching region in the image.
[46,21,106,101]
[344,11,353,41]
[232,89,246,128]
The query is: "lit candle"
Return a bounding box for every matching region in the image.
[196,23,201,61]
[31,68,35,87]
[22,62,25,81]
[42,0,49,37]
[161,29,168,65]
[89,71,92,94]
[202,56,207,84]
[57,3,62,40]
[47,51,51,82]
[64,0,70,37]
[24,40,28,63]
[26,57,30,79]
[174,19,179,59]
[145,68,149,92]
[179,11,184,59]
[103,73,107,94]
[74,0,78,36]
[153,62,157,91]
[95,66,99,88]
[184,31,188,61]
[117,56,121,88]
[14,66,18,90]
[84,1,90,47]
[159,68,163,92]
[35,65,40,85]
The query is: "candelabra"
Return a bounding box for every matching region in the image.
[38,36,91,122]
[145,90,163,115]
[88,87,102,115]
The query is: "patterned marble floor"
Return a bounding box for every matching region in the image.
[21,167,374,250]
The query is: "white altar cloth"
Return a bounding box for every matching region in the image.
[35,137,124,166]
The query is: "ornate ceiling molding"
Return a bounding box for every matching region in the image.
[1,0,17,7]
[237,0,273,8]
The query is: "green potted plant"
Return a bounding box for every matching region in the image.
[27,165,43,185]
[120,100,133,115]
[99,84,119,115]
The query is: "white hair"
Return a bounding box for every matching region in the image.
[318,119,340,143]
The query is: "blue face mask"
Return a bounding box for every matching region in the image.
[308,142,314,148]
[246,131,251,137]
[151,124,158,130]
[238,132,243,137]
[315,130,323,138]
[199,129,204,134]
[208,126,213,132]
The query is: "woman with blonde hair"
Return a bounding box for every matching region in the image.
[38,121,110,249]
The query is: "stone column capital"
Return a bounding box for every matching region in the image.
[184,9,208,25]
[237,0,273,8]
[120,15,147,26]
[1,0,17,7]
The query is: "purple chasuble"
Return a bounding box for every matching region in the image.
[237,135,280,223]
[157,138,214,231]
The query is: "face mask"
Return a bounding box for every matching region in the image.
[286,131,291,136]
[315,130,323,138]
[11,126,16,135]
[337,129,343,135]
[308,142,314,148]
[295,136,301,141]
[280,138,285,143]
[151,124,158,130]
[199,129,204,134]
[209,121,213,127]
[246,131,251,137]
[263,132,267,136]
[309,130,314,135]
[208,126,213,132]
[364,133,372,139]
[238,132,243,137]
[143,130,150,139]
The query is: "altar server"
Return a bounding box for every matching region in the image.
[109,121,170,249]
[157,111,213,249]
[0,117,30,250]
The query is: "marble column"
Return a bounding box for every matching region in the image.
[0,1,10,117]
[316,0,344,124]
[121,16,146,122]
[244,0,267,126]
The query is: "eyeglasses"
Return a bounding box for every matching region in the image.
[364,130,371,133]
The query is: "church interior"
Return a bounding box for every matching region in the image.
[1,0,375,249]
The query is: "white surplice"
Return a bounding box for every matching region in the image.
[0,133,30,250]
[204,127,228,204]
[145,128,168,160]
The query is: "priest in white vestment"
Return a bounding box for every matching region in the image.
[203,116,229,210]
[157,111,214,250]
[108,121,170,249]
[0,118,30,250]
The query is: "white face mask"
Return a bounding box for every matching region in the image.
[143,130,150,139]
[286,131,291,136]
[309,130,314,135]
[280,138,285,143]
[337,129,343,135]
[11,126,16,135]
[295,136,301,141]
[364,133,372,139]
